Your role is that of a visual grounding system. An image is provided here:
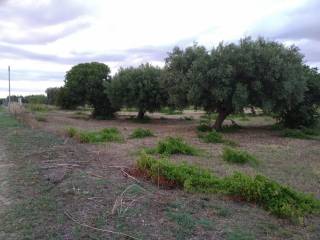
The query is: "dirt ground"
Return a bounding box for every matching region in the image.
[1,108,320,239]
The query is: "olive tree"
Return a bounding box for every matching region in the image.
[107,63,164,119]
[64,62,116,117]
[165,37,309,129]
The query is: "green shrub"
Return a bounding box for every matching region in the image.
[130,128,154,139]
[222,147,258,165]
[66,127,77,137]
[281,129,311,139]
[281,128,320,140]
[66,127,123,143]
[137,153,320,219]
[199,131,224,143]
[137,151,220,192]
[152,137,201,156]
[222,173,320,219]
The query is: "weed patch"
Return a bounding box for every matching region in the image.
[222,147,258,165]
[281,128,319,140]
[137,152,320,220]
[148,137,202,156]
[129,128,154,139]
[198,131,238,146]
[66,127,123,143]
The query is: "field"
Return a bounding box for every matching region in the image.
[0,107,320,239]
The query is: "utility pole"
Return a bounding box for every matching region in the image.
[8,66,11,106]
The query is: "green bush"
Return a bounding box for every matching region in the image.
[137,151,220,192]
[281,129,311,139]
[66,127,77,138]
[130,128,154,138]
[137,152,320,219]
[199,131,223,143]
[151,137,201,156]
[66,127,123,143]
[222,173,320,219]
[222,147,258,165]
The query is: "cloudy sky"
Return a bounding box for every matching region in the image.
[0,0,319,98]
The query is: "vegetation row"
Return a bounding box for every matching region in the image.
[137,152,320,220]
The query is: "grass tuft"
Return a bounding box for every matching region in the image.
[222,147,258,165]
[150,137,202,156]
[129,128,154,139]
[137,152,320,220]
[198,130,238,146]
[198,130,223,143]
[281,128,319,140]
[66,127,123,143]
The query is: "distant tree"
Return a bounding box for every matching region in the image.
[24,94,47,104]
[45,87,60,105]
[107,64,164,119]
[165,37,308,129]
[64,62,116,117]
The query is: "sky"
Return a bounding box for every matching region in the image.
[0,0,319,98]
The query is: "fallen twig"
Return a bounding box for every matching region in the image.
[121,169,141,183]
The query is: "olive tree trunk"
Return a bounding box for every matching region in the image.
[137,110,145,120]
[213,110,229,130]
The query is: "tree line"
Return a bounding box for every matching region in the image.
[46,37,320,129]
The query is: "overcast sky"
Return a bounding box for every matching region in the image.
[0,0,319,98]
